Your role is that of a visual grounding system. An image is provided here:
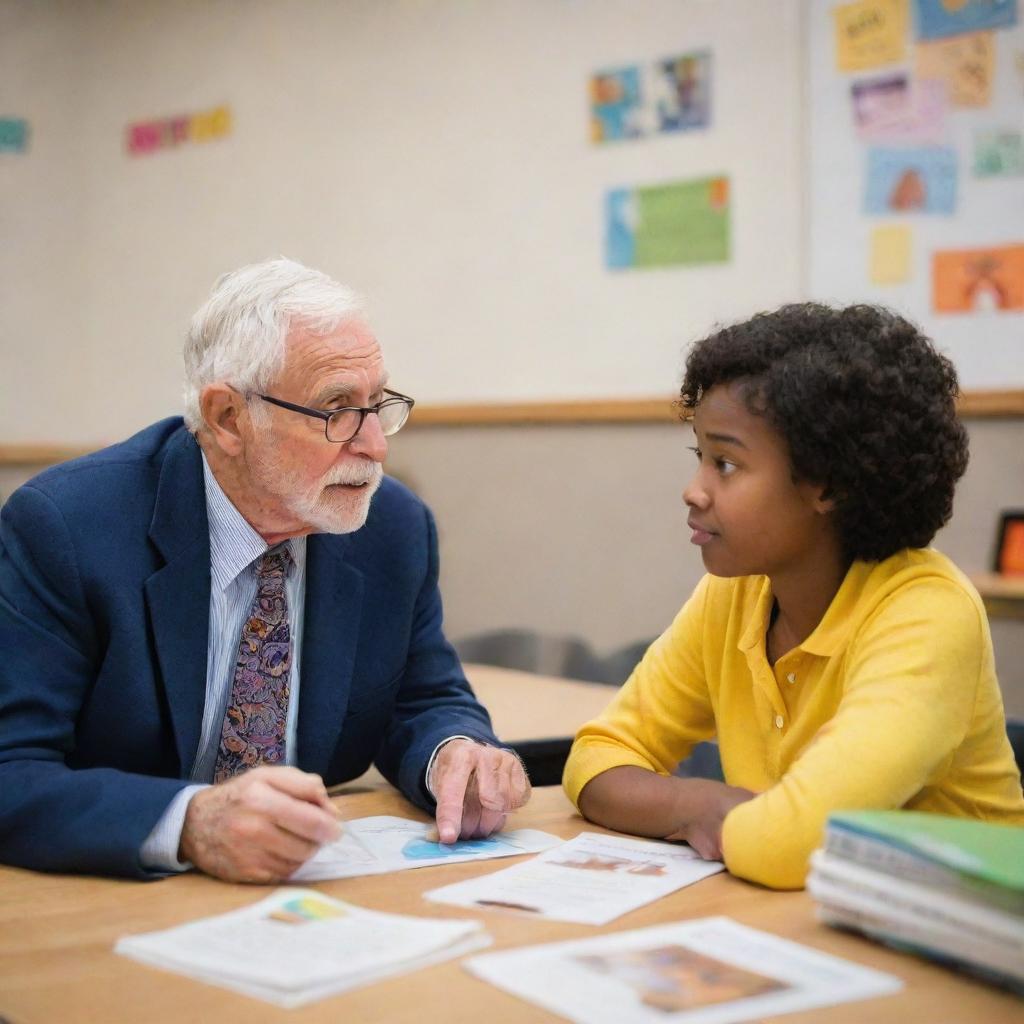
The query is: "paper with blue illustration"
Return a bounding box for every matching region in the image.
[290,814,561,881]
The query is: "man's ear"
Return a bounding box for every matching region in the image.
[199,384,246,457]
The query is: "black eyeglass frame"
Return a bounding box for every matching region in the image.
[254,388,415,443]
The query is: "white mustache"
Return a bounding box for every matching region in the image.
[321,463,383,487]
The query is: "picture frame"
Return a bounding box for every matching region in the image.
[993,510,1024,575]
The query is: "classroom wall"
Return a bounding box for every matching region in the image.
[2,0,1022,716]
[1,0,802,444]
[2,414,1022,715]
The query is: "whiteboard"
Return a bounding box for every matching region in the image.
[808,0,1024,390]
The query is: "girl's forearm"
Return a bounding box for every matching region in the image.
[577,766,736,838]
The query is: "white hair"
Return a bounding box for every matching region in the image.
[182,257,364,432]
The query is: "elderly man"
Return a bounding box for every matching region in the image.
[0,257,529,882]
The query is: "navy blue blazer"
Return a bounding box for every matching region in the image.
[0,418,498,878]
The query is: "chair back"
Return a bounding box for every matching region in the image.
[454,628,603,682]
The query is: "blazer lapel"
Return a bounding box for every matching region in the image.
[297,534,365,779]
[144,430,211,777]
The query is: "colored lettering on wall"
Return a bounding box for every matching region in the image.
[126,105,232,156]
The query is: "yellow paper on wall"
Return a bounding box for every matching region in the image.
[916,32,994,107]
[834,0,907,72]
[870,225,912,284]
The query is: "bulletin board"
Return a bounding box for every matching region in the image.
[808,0,1024,392]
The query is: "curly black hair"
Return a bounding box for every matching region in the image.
[679,303,969,563]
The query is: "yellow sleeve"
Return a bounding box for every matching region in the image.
[563,576,716,807]
[721,578,985,889]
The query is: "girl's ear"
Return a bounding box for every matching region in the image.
[813,483,839,515]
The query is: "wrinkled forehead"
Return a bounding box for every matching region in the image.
[278,316,388,398]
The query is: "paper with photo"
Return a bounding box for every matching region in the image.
[591,51,711,143]
[425,832,723,924]
[916,31,995,107]
[851,74,946,142]
[933,244,1024,312]
[464,916,902,1024]
[590,65,645,142]
[650,51,712,133]
[865,146,957,213]
[833,0,908,72]
[913,0,1017,42]
[290,814,560,881]
[116,888,490,1009]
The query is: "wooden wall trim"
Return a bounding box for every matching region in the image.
[2,389,1022,465]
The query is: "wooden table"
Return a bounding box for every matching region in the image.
[1,786,1020,1024]
[463,662,615,741]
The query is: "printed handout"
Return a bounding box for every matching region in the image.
[290,815,560,882]
[425,832,724,925]
[116,888,490,1008]
[464,916,902,1024]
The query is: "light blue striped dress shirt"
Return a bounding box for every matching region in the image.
[140,454,307,871]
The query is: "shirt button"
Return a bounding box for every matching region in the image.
[775,714,784,729]
[786,672,796,684]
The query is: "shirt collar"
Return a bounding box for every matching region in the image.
[201,452,306,591]
[736,561,872,658]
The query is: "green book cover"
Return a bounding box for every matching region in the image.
[828,810,1024,892]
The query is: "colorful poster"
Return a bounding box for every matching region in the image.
[933,244,1024,311]
[590,51,711,143]
[590,66,644,142]
[126,104,232,156]
[870,224,913,282]
[916,31,995,106]
[865,146,957,213]
[834,0,908,72]
[913,0,1017,41]
[606,176,730,270]
[650,51,712,133]
[0,118,29,153]
[851,74,946,141]
[974,129,1024,175]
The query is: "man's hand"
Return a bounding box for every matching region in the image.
[179,766,342,883]
[665,780,756,861]
[430,740,531,844]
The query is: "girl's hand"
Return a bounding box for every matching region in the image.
[665,780,756,860]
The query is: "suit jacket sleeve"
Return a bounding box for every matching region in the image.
[0,485,188,878]
[371,503,500,810]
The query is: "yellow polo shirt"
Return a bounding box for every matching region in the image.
[563,548,1024,890]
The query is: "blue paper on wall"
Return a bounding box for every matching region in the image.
[865,146,957,214]
[913,0,1017,41]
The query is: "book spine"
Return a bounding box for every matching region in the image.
[816,903,1024,994]
[809,852,1024,947]
[825,827,1024,915]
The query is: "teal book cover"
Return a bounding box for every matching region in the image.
[828,811,1024,892]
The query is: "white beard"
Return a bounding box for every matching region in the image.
[250,442,383,535]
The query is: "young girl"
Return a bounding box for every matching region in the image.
[563,303,1024,890]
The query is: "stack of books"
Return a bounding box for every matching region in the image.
[808,810,1024,994]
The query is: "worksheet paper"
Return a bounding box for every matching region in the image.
[424,832,724,924]
[464,916,902,1024]
[116,888,490,1009]
[290,815,561,882]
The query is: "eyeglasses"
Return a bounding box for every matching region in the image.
[255,388,415,443]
